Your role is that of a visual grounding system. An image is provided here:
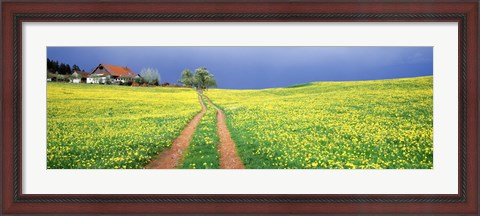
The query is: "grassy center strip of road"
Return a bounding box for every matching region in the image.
[204,95,245,169]
[145,94,206,169]
[179,95,220,168]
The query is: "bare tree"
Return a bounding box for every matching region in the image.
[140,67,161,85]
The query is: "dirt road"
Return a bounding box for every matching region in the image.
[145,96,206,169]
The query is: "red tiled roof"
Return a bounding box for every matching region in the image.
[101,64,136,77]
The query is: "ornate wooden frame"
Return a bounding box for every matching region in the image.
[2,0,478,214]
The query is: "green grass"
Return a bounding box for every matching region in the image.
[206,76,433,169]
[180,95,220,169]
[285,82,313,88]
[47,82,201,169]
[48,76,434,169]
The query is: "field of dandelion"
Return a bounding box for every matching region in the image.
[206,76,433,169]
[47,83,201,168]
[48,76,433,169]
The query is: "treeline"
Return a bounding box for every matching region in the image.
[47,58,83,74]
[135,66,217,90]
[46,58,218,89]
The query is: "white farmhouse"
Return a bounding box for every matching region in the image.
[70,70,90,83]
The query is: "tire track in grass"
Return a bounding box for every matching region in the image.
[180,95,220,169]
[204,96,245,169]
[145,95,206,169]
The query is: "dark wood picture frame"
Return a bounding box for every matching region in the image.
[1,0,478,214]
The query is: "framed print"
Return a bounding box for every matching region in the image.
[1,0,479,214]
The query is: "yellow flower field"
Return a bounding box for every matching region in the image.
[206,76,433,169]
[48,76,433,169]
[47,83,200,168]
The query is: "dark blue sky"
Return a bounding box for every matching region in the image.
[47,47,433,89]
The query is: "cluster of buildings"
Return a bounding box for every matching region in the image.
[66,63,141,84]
